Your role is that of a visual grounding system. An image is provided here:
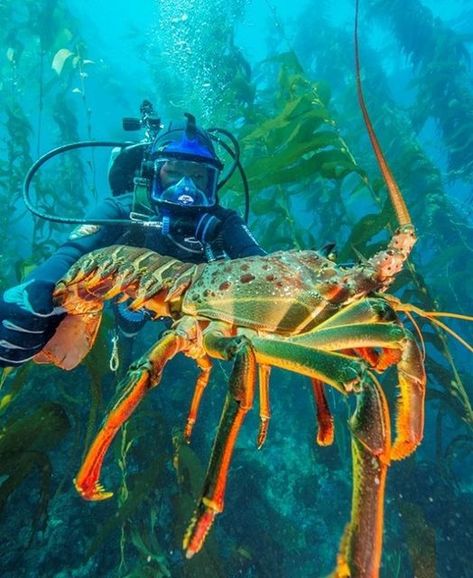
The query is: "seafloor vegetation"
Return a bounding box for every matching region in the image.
[0,0,472,576]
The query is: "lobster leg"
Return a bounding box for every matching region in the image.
[257,364,271,449]
[74,326,192,500]
[292,323,424,460]
[268,297,426,459]
[332,374,391,578]
[390,330,425,460]
[311,378,334,446]
[184,355,213,442]
[183,332,256,558]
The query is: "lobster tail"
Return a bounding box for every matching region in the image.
[34,246,198,370]
[34,309,104,370]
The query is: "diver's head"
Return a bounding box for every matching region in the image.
[150,113,223,211]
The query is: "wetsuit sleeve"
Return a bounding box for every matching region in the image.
[218,210,266,258]
[27,195,131,284]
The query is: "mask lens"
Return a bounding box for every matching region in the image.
[161,176,207,206]
[152,159,218,207]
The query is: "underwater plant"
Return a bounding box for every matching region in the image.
[27,3,472,576]
[368,0,473,183]
[1,1,472,577]
[0,402,70,540]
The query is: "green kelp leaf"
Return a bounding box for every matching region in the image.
[339,213,387,256]
[0,365,31,416]
[124,565,169,578]
[284,94,322,122]
[0,402,70,531]
[319,160,359,180]
[294,228,318,250]
[260,220,294,250]
[262,52,304,99]
[251,196,282,216]
[398,289,434,313]
[421,331,451,355]
[342,176,371,203]
[51,48,74,75]
[311,148,357,168]
[427,381,470,422]
[389,270,414,293]
[49,27,74,53]
[247,148,359,193]
[247,164,298,191]
[239,126,333,184]
[284,120,330,149]
[339,199,393,260]
[265,50,304,73]
[313,80,332,106]
[221,69,255,108]
[274,131,349,169]
[0,402,70,455]
[86,458,166,559]
[81,312,115,450]
[6,104,33,136]
[128,525,171,577]
[171,438,228,578]
[399,502,436,578]
[241,95,328,147]
[15,259,37,282]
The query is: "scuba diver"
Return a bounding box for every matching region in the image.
[0,104,265,368]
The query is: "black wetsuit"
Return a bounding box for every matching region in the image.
[32,193,265,285]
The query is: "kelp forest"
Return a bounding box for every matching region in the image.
[0,0,472,576]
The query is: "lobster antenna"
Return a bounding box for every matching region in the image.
[397,302,473,353]
[354,0,411,227]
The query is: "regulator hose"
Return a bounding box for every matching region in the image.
[23,135,250,226]
[22,140,148,227]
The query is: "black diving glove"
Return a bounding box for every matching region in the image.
[0,279,66,367]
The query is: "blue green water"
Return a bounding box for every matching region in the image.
[0,0,472,576]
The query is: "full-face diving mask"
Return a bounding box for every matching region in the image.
[151,158,220,209]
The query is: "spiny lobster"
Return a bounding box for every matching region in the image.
[32,5,465,577]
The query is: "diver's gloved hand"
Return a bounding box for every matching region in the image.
[0,279,66,367]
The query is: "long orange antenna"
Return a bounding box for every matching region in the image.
[354,0,412,227]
